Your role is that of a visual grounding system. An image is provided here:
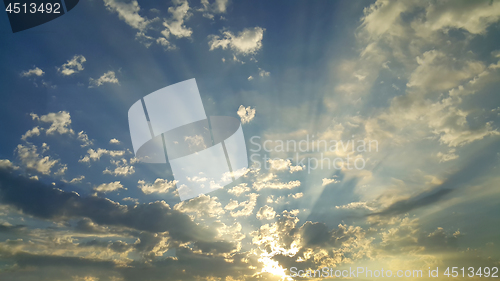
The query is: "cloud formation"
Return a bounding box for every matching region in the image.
[58,55,86,76]
[209,27,265,55]
[237,105,256,124]
[21,67,44,77]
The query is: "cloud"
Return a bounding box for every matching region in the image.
[58,55,86,76]
[290,192,303,199]
[161,0,192,39]
[371,142,499,217]
[103,165,135,176]
[89,71,119,88]
[174,194,224,218]
[247,76,253,80]
[371,188,454,218]
[94,181,125,193]
[267,158,302,173]
[137,178,177,194]
[78,131,93,147]
[227,183,250,197]
[15,144,58,175]
[416,0,500,35]
[335,201,375,211]
[228,193,258,217]
[209,27,265,55]
[79,148,126,163]
[31,111,74,135]
[122,197,138,204]
[256,205,276,220]
[21,126,41,140]
[0,170,212,242]
[199,0,229,19]
[103,159,135,176]
[69,176,85,184]
[135,31,155,47]
[109,138,121,144]
[336,0,500,153]
[258,68,270,77]
[184,134,207,150]
[253,173,301,191]
[322,177,339,186]
[437,149,459,163]
[0,159,17,170]
[156,37,175,50]
[103,0,148,31]
[237,105,256,124]
[406,50,485,92]
[21,67,44,77]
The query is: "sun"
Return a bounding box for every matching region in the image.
[258,256,292,281]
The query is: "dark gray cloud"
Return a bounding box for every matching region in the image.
[0,170,214,243]
[121,248,254,281]
[0,223,26,233]
[370,140,500,217]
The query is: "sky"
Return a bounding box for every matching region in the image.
[1,0,500,280]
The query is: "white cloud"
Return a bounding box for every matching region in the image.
[21,126,41,140]
[21,67,44,77]
[289,165,303,173]
[322,177,339,186]
[406,50,485,92]
[237,105,256,124]
[109,138,121,144]
[77,131,93,147]
[267,158,302,173]
[103,158,135,176]
[58,55,86,76]
[31,111,74,135]
[224,199,239,211]
[227,183,250,197]
[247,76,254,80]
[437,149,459,163]
[54,165,67,176]
[94,181,124,193]
[123,197,139,203]
[290,192,303,199]
[156,37,175,50]
[174,194,224,218]
[0,159,17,170]
[161,0,192,39]
[256,205,276,220]
[253,177,301,191]
[16,144,58,175]
[184,135,207,150]
[335,201,375,211]
[137,178,177,194]
[258,68,270,77]
[89,71,119,87]
[199,0,229,19]
[209,27,265,55]
[417,0,500,35]
[229,193,258,217]
[69,175,85,183]
[103,0,148,31]
[135,31,155,47]
[79,148,126,163]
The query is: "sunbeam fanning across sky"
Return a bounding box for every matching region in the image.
[1,0,500,280]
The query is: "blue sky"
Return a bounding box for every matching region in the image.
[1,0,500,280]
